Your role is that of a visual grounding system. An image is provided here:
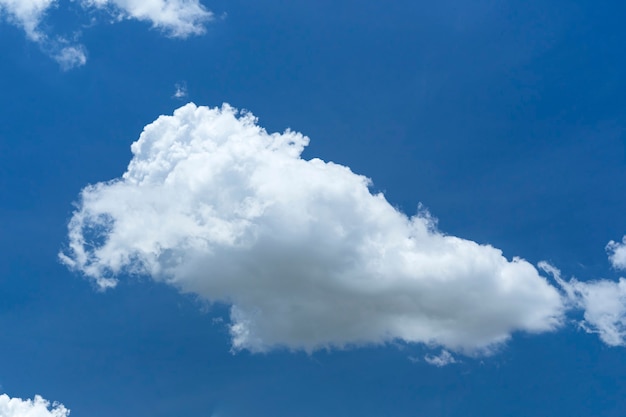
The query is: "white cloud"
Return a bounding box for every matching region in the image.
[540,262,626,347]
[0,0,211,68]
[0,0,86,69]
[173,82,188,99]
[60,103,565,354]
[0,394,70,417]
[424,350,457,367]
[607,236,626,270]
[0,0,55,41]
[51,44,87,70]
[81,0,212,37]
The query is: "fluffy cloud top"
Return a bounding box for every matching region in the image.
[540,262,626,347]
[60,103,566,354]
[0,394,69,417]
[82,0,212,38]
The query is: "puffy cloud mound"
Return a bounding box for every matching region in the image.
[607,236,626,270]
[60,103,565,353]
[0,394,69,417]
[540,262,626,347]
[81,0,212,37]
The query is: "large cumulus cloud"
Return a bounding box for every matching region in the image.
[0,394,69,417]
[60,103,566,353]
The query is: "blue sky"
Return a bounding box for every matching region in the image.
[1,1,626,416]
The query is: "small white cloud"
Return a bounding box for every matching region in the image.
[60,103,566,354]
[81,0,213,38]
[172,82,188,99]
[0,393,70,417]
[52,44,87,70]
[540,261,626,347]
[424,350,457,367]
[607,237,626,270]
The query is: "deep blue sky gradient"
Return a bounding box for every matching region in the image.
[1,1,626,416]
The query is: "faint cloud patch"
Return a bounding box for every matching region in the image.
[51,42,87,70]
[424,350,457,367]
[173,82,188,100]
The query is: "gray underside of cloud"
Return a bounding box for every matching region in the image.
[60,103,570,354]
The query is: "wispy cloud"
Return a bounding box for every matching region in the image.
[0,0,86,69]
[60,103,566,354]
[540,261,626,347]
[0,0,56,41]
[0,0,212,68]
[81,0,212,38]
[51,44,88,70]
[0,393,69,417]
[424,350,457,367]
